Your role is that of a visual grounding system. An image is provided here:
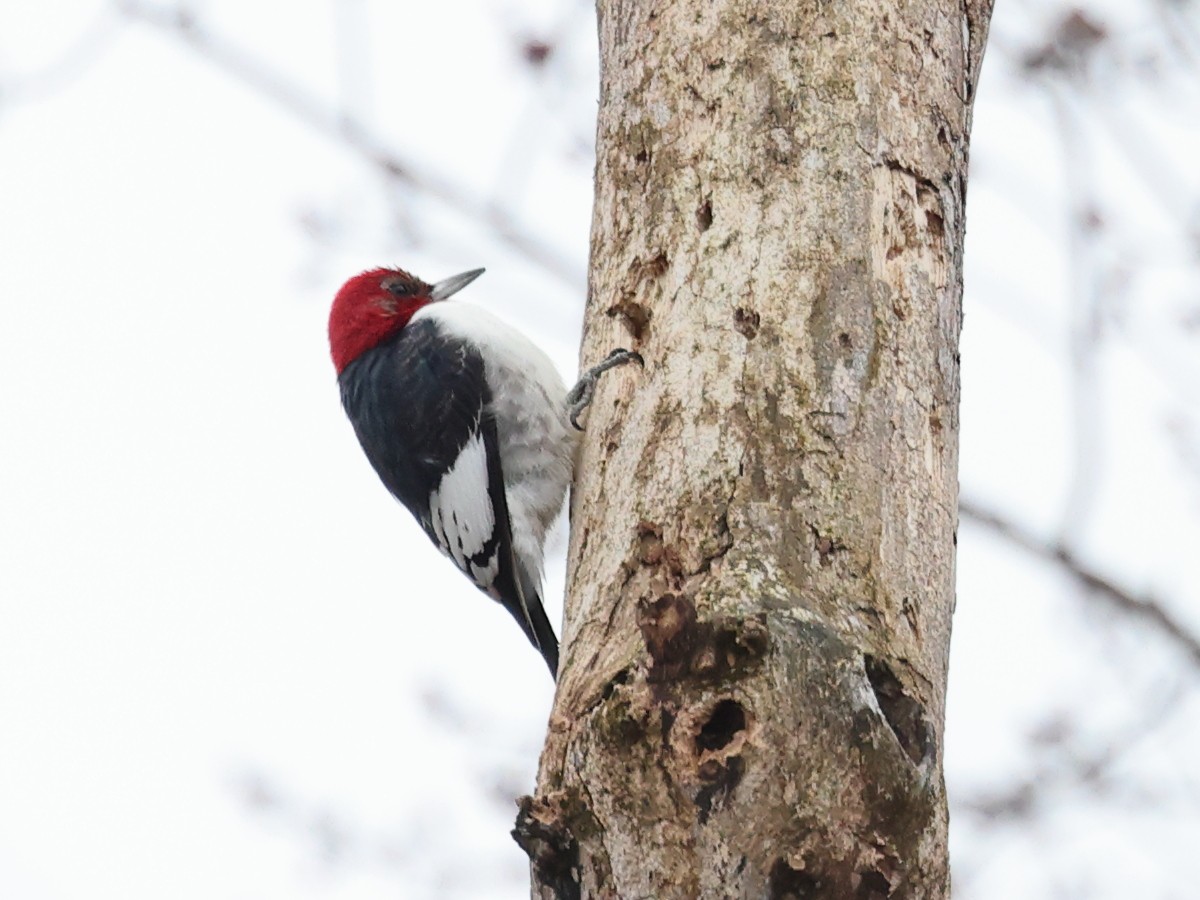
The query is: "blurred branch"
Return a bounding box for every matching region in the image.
[1020,10,1108,76]
[230,768,400,870]
[955,676,1187,822]
[1156,0,1200,70]
[1049,86,1107,549]
[960,498,1200,668]
[229,761,528,890]
[114,0,584,287]
[488,3,593,214]
[0,8,122,104]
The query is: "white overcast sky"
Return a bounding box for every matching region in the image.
[1,1,1198,899]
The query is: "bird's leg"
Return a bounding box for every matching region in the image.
[567,348,644,430]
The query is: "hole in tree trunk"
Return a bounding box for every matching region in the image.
[695,699,746,752]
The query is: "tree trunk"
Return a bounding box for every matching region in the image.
[515,1,992,897]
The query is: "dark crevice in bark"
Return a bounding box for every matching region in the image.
[770,858,822,898]
[857,869,895,899]
[864,654,933,766]
[598,666,630,704]
[882,155,941,195]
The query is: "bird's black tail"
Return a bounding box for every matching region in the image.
[473,412,559,677]
[512,560,559,676]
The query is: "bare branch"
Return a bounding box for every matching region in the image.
[955,676,1188,822]
[1048,86,1108,549]
[0,8,123,103]
[113,0,584,287]
[960,498,1200,668]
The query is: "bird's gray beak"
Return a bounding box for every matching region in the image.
[429,268,485,302]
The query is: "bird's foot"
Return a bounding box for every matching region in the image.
[567,348,644,431]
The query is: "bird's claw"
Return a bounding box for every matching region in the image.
[601,347,644,368]
[567,348,643,431]
[568,399,589,431]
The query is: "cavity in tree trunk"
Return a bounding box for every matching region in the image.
[514,1,992,897]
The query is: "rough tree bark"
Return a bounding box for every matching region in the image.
[515,1,992,897]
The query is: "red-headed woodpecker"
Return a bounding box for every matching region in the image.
[328,266,639,676]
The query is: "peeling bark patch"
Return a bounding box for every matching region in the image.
[770,858,821,898]
[712,614,770,670]
[874,159,949,289]
[924,209,944,239]
[608,295,651,342]
[595,673,647,746]
[770,853,896,900]
[806,260,878,439]
[637,519,664,565]
[696,699,746,752]
[638,593,770,682]
[605,252,669,344]
[863,655,933,766]
[638,593,700,676]
[695,753,745,825]
[639,251,670,279]
[512,795,582,900]
[734,306,760,339]
[812,527,846,568]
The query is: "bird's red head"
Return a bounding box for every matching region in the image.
[328,266,484,374]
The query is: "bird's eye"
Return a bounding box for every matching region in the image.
[384,279,414,297]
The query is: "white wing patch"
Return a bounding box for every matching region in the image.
[428,430,500,589]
